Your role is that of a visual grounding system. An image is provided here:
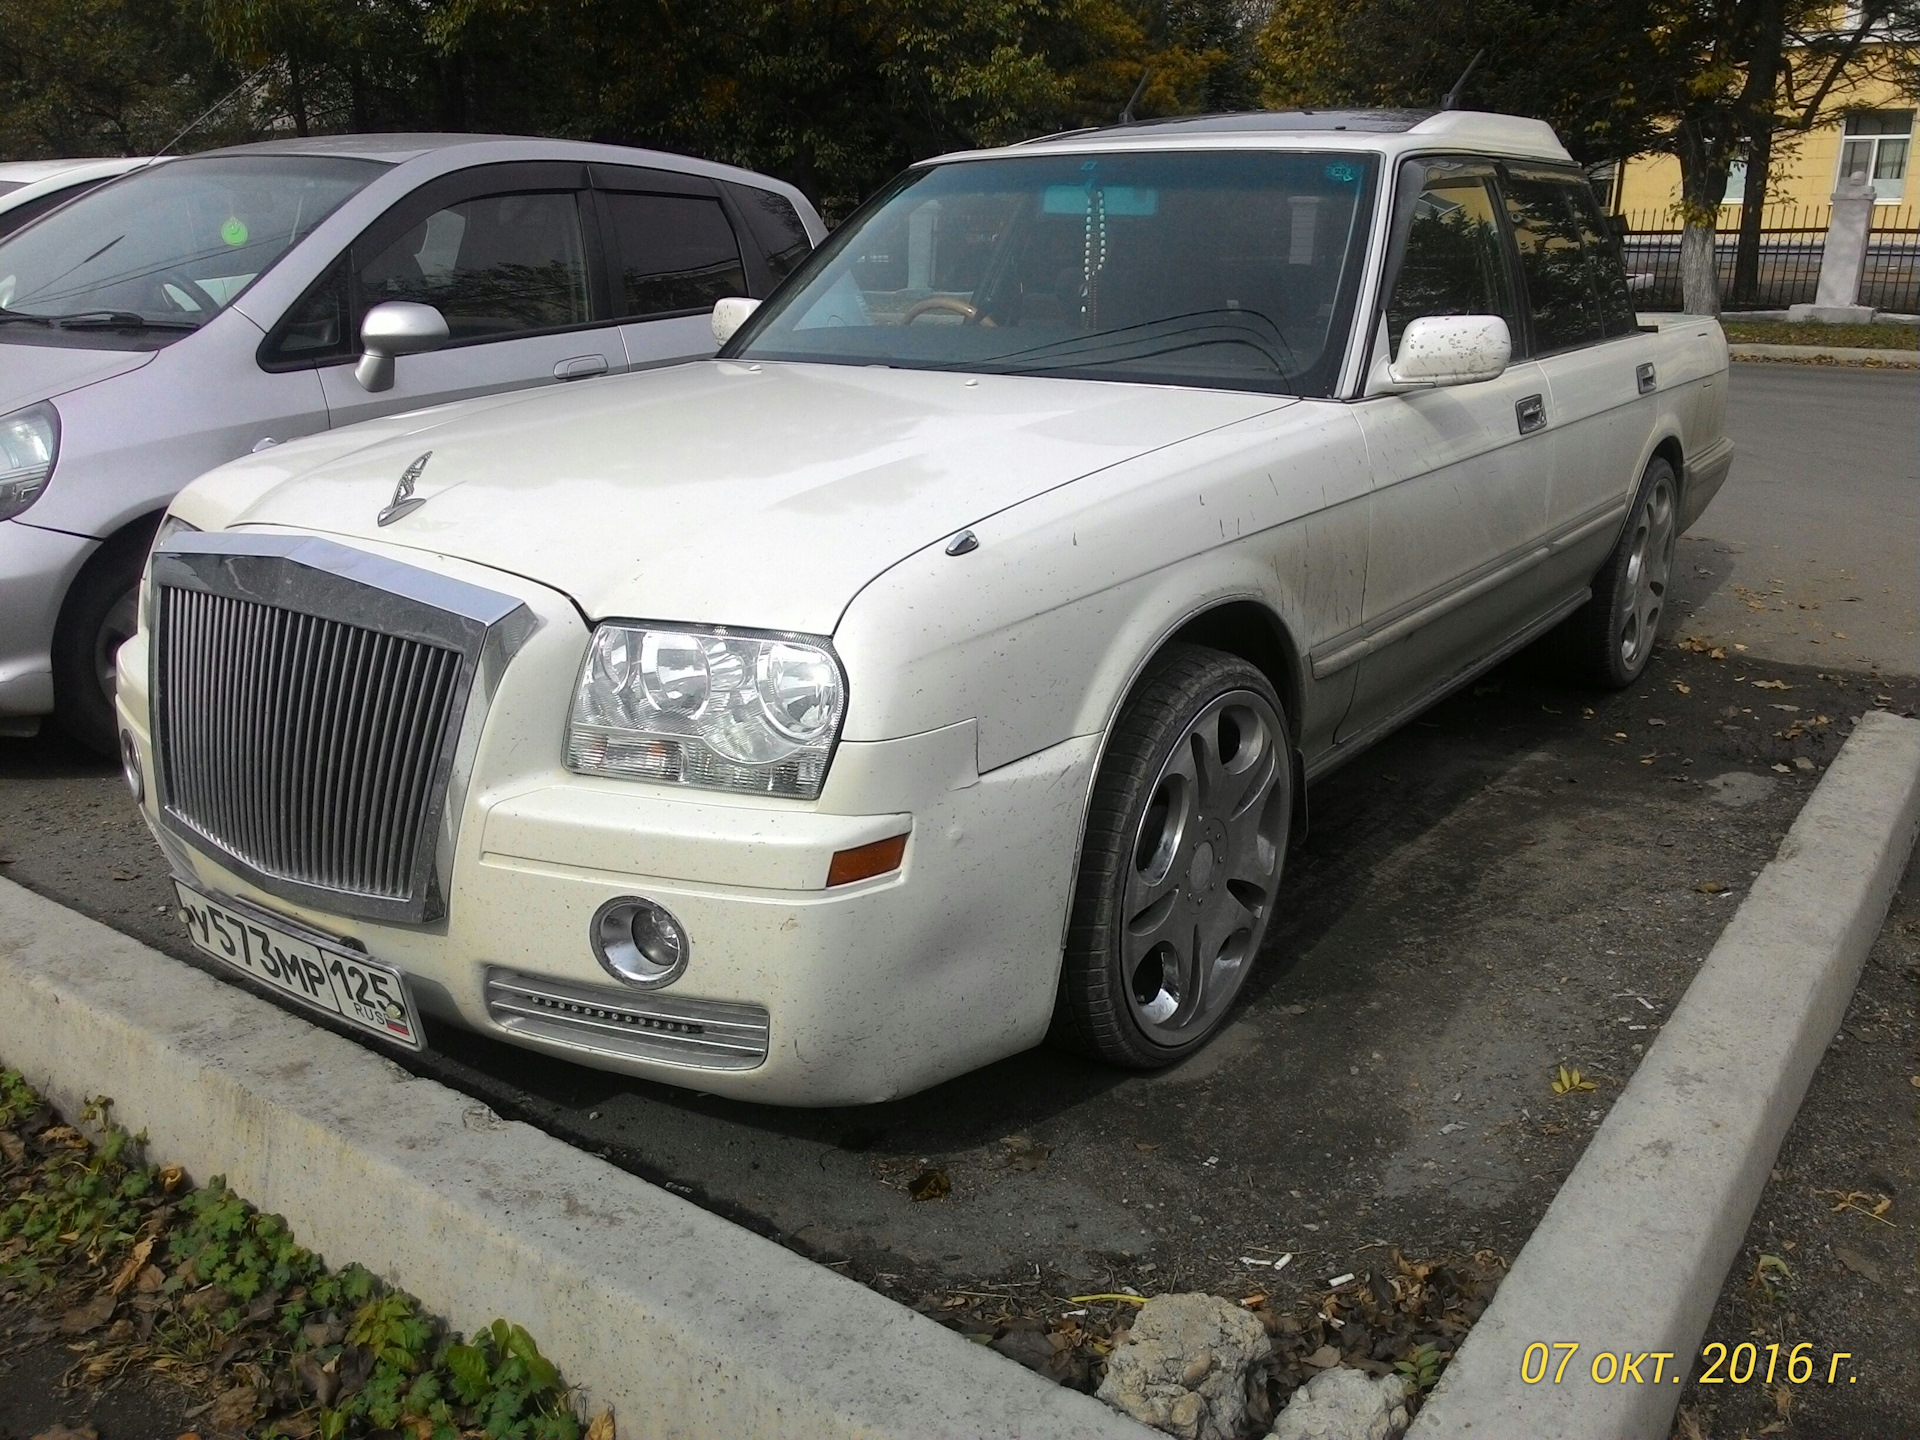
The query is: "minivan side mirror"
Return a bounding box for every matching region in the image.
[1387,314,1511,388]
[711,296,760,346]
[354,301,450,392]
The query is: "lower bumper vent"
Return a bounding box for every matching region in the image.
[485,969,768,1070]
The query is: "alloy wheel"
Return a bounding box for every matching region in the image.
[1120,688,1288,1047]
[1617,472,1676,672]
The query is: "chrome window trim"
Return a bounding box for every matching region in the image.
[148,532,536,924]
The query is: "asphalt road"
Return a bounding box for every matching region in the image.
[0,362,1914,1434]
[1680,362,1917,676]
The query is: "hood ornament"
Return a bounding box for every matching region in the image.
[377,451,432,527]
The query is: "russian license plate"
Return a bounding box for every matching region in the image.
[173,880,423,1049]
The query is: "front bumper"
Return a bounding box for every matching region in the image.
[117,533,1095,1105]
[0,519,97,718]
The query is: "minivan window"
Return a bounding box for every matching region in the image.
[0,156,382,332]
[726,183,812,281]
[359,190,590,341]
[601,192,746,317]
[731,151,1377,398]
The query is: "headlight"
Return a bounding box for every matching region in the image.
[139,514,200,629]
[0,402,58,521]
[567,623,847,798]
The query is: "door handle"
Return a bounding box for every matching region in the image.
[1515,394,1547,435]
[553,354,609,381]
[1636,362,1657,394]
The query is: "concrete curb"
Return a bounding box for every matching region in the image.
[1729,342,1920,365]
[0,877,1157,1440]
[1407,710,1920,1440]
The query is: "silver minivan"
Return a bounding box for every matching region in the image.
[0,134,823,751]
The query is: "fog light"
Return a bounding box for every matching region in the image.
[119,729,143,804]
[590,896,689,989]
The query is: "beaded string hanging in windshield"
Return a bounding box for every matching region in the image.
[1079,161,1109,330]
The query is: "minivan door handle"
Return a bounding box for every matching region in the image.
[553,354,610,381]
[1637,362,1657,394]
[1515,393,1547,435]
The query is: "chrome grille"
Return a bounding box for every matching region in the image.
[148,532,534,925]
[156,586,462,906]
[486,969,769,1070]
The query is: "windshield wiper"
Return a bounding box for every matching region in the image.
[0,307,52,326]
[50,311,197,332]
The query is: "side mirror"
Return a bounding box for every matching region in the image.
[1388,314,1511,388]
[354,301,449,392]
[711,296,760,346]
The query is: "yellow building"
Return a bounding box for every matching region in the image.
[1614,73,1919,225]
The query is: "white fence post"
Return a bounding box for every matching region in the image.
[1789,176,1877,322]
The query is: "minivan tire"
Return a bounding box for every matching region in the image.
[52,522,155,756]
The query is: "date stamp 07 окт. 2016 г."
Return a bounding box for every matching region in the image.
[1522,1342,1860,1387]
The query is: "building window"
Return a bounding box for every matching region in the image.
[1723,155,1749,205]
[1838,111,1913,202]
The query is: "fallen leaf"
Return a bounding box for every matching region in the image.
[1693,880,1726,894]
[1000,1134,1050,1172]
[1753,679,1792,691]
[1771,763,1791,773]
[1551,1065,1596,1096]
[59,1292,114,1335]
[111,1236,155,1294]
[908,1168,951,1202]
[1134,1142,1158,1153]
[0,1129,22,1162]
[30,1427,98,1440]
[207,1384,259,1433]
[1793,757,1814,772]
[135,1264,165,1293]
[1304,1344,1341,1368]
[110,869,138,881]
[1834,1246,1883,1285]
[158,1163,185,1193]
[586,1410,616,1440]
[1673,681,1691,695]
[1283,1003,1308,1015]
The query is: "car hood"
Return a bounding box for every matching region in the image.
[230,360,1290,634]
[0,337,156,414]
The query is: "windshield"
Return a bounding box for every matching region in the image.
[732,150,1377,396]
[0,155,384,332]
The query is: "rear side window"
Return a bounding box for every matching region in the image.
[1385,162,1519,354]
[358,190,590,341]
[1564,182,1638,337]
[1500,171,1608,353]
[601,192,746,317]
[726,183,813,282]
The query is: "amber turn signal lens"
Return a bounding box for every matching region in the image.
[827,832,909,887]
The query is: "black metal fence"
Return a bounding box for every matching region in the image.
[1621,203,1920,313]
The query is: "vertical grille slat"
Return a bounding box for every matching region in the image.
[153,585,465,909]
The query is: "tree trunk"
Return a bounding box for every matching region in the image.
[288,56,309,137]
[1676,125,1728,317]
[1731,128,1772,307]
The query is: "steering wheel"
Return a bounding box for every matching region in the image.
[903,295,980,325]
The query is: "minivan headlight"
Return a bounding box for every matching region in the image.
[0,402,58,521]
[567,623,846,798]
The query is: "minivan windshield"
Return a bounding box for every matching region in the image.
[0,155,384,333]
[731,150,1377,396]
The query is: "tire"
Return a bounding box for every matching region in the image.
[1562,456,1679,689]
[52,523,154,756]
[1050,644,1294,1069]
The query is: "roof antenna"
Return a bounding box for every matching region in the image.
[1439,49,1485,111]
[148,63,271,164]
[1119,68,1152,125]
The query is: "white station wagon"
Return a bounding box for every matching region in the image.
[118,109,1732,1105]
